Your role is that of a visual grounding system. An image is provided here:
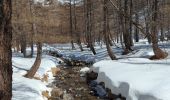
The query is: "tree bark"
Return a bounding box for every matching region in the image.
[150,0,168,59]
[28,41,34,58]
[20,33,27,57]
[73,0,84,51]
[0,0,13,99]
[129,0,133,46]
[69,0,75,50]
[86,0,96,55]
[25,42,42,78]
[135,13,139,42]
[122,0,133,54]
[77,38,84,51]
[28,0,36,58]
[103,0,117,60]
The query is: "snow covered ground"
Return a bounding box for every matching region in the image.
[12,52,59,100]
[52,40,170,100]
[90,40,170,100]
[12,40,170,100]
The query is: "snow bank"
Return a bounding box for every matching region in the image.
[12,73,48,100]
[92,59,170,100]
[12,56,57,78]
[12,54,58,100]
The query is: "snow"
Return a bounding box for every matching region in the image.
[12,73,48,100]
[46,41,170,100]
[12,41,170,100]
[80,67,90,76]
[12,55,57,78]
[92,57,170,100]
[12,53,59,100]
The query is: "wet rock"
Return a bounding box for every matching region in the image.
[86,71,98,83]
[62,53,95,66]
[42,90,50,98]
[76,87,86,91]
[60,77,65,80]
[91,85,107,98]
[51,87,63,97]
[51,67,60,77]
[63,93,74,100]
[52,66,101,100]
[48,50,62,57]
[99,82,105,89]
[89,80,98,88]
[106,88,120,100]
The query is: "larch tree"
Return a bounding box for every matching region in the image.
[25,42,42,78]
[103,0,117,60]
[69,0,76,50]
[150,0,168,59]
[0,0,13,99]
[85,0,96,55]
[25,2,43,78]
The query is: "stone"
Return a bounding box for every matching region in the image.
[91,85,107,98]
[41,74,48,82]
[63,93,74,100]
[42,90,50,99]
[80,67,90,77]
[51,87,63,97]
[86,71,98,83]
[51,67,60,77]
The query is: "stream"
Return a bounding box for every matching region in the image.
[50,65,102,100]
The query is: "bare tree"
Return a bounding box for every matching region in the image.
[103,0,117,60]
[69,0,76,50]
[25,42,42,78]
[24,1,43,78]
[85,0,96,55]
[150,0,168,59]
[73,0,84,51]
[0,0,13,99]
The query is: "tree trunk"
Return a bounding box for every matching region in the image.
[0,0,13,99]
[77,39,84,51]
[16,39,20,52]
[145,0,152,44]
[71,40,75,50]
[27,0,36,58]
[73,0,84,51]
[25,42,42,78]
[150,0,168,59]
[129,0,133,46]
[118,0,125,49]
[107,23,113,46]
[20,33,27,57]
[135,13,139,42]
[103,0,117,60]
[86,0,96,55]
[122,0,133,54]
[69,0,75,50]
[28,41,34,58]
